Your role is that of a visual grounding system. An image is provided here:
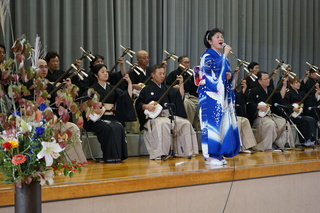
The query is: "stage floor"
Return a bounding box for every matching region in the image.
[1,146,320,207]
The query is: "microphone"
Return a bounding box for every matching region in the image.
[222,43,236,57]
[164,103,175,107]
[308,105,320,110]
[274,103,290,109]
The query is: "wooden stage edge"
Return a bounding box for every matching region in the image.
[1,147,320,207]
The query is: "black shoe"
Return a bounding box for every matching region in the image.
[105,159,115,163]
[105,159,122,163]
[95,158,105,163]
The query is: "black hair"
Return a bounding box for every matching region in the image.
[178,56,188,63]
[90,54,104,69]
[257,71,268,80]
[44,51,59,63]
[91,64,108,76]
[309,68,318,74]
[151,64,164,74]
[248,62,259,70]
[203,28,224,48]
[0,44,6,52]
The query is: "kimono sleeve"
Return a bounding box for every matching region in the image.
[115,88,136,123]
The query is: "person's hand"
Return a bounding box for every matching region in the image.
[161,60,167,68]
[118,57,124,64]
[176,75,183,85]
[133,84,143,91]
[305,70,310,77]
[282,77,288,87]
[293,107,300,113]
[272,69,278,75]
[63,78,72,87]
[94,107,104,115]
[257,103,269,112]
[75,59,81,68]
[144,102,156,112]
[226,72,232,80]
[241,80,247,89]
[123,74,131,84]
[223,44,232,56]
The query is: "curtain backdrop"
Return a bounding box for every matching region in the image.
[1,0,319,82]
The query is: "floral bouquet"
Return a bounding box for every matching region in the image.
[0,35,88,187]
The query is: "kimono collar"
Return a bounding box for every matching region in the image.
[207,48,222,57]
[98,82,107,90]
[151,79,162,88]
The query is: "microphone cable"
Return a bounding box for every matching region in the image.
[221,107,239,213]
[221,148,236,213]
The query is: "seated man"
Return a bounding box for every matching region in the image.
[135,64,198,160]
[247,71,294,151]
[23,59,87,164]
[166,56,199,130]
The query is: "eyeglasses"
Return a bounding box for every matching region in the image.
[38,65,49,69]
[140,57,150,60]
[181,61,190,64]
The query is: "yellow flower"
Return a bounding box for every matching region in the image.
[9,140,19,148]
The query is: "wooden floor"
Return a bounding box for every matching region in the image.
[1,146,320,207]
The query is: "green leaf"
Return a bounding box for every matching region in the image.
[69,172,74,178]
[77,167,82,173]
[63,167,69,176]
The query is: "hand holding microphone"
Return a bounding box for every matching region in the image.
[222,43,233,56]
[222,43,237,58]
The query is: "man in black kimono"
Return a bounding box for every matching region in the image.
[247,71,294,151]
[166,56,199,129]
[135,64,198,160]
[129,50,152,97]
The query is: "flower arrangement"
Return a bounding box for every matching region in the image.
[0,35,89,187]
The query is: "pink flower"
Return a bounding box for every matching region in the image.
[12,154,27,165]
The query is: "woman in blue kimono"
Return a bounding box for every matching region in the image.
[197,28,240,165]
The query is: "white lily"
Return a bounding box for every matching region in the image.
[37,139,64,167]
[19,119,32,133]
[39,169,54,186]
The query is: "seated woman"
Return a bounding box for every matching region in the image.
[283,77,318,146]
[83,64,136,163]
[235,79,257,152]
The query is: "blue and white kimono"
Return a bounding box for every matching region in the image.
[196,48,240,160]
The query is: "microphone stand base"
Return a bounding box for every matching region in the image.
[161,154,174,161]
